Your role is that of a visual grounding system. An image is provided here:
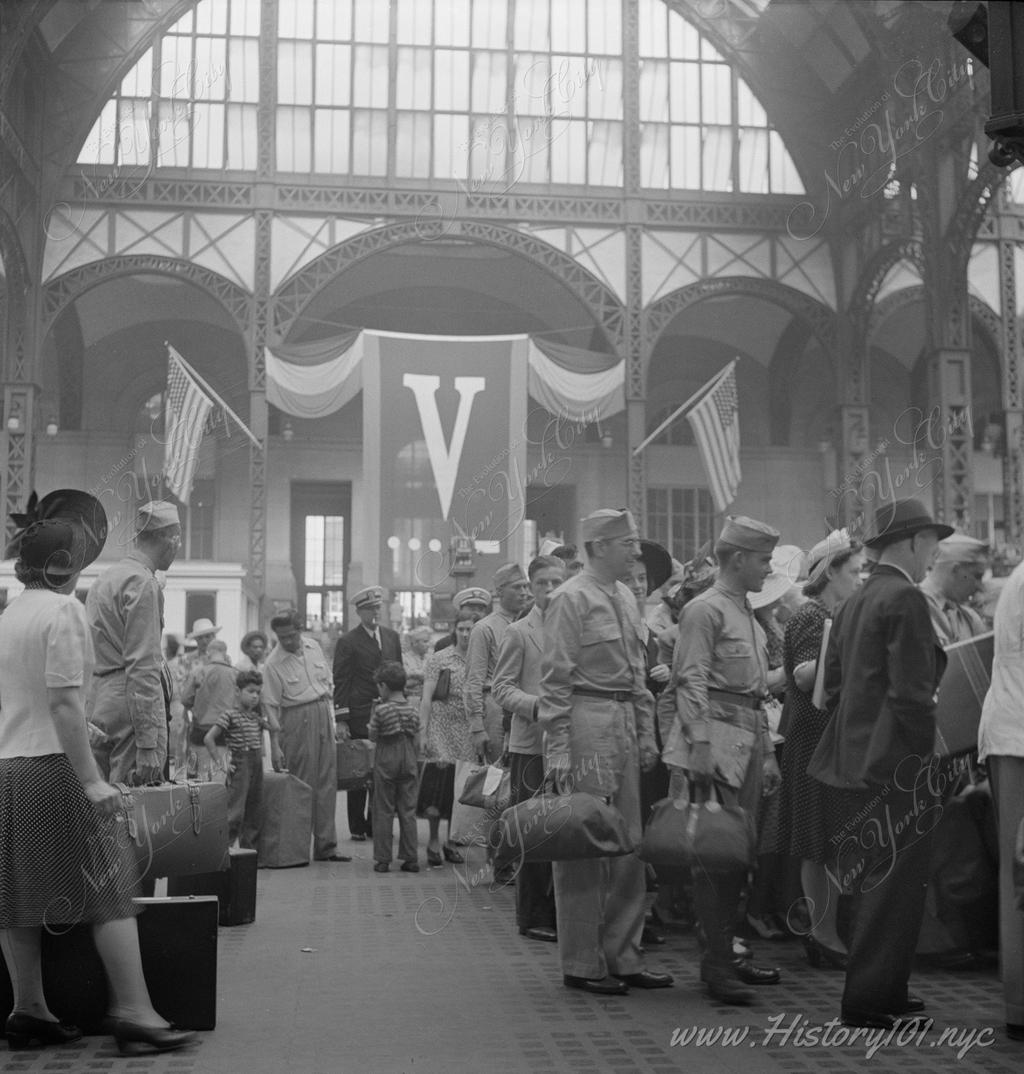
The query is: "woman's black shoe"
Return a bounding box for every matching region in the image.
[100,1018,196,1056]
[802,934,848,971]
[5,1012,82,1050]
[443,845,464,864]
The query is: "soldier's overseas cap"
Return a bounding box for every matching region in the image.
[454,586,491,609]
[353,585,384,609]
[580,508,638,543]
[718,515,780,553]
[493,562,527,589]
[933,532,990,566]
[136,499,180,533]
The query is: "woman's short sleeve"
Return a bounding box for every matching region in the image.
[44,597,92,687]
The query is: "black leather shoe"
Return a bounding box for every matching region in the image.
[373,862,389,873]
[704,976,754,1005]
[841,1009,898,1030]
[641,925,666,946]
[732,959,780,985]
[317,853,352,862]
[5,1012,82,1050]
[442,844,464,864]
[897,995,925,1015]
[614,971,674,989]
[351,833,367,842]
[521,926,557,943]
[563,975,629,995]
[400,861,420,873]
[101,1018,197,1056]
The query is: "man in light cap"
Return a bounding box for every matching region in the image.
[919,533,989,646]
[434,587,492,652]
[540,509,671,995]
[464,563,530,766]
[333,586,402,840]
[88,500,182,785]
[809,498,952,1029]
[664,514,783,1004]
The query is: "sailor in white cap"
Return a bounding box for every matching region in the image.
[433,587,492,653]
[919,533,990,646]
[333,586,403,841]
[664,514,784,1004]
[87,500,182,785]
[540,509,672,995]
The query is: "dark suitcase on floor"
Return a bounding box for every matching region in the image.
[167,847,258,925]
[256,771,313,867]
[0,895,218,1033]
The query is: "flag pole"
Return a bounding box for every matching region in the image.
[165,343,262,449]
[631,359,736,457]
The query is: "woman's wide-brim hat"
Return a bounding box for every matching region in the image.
[639,540,673,595]
[748,543,803,611]
[4,489,108,577]
[864,498,954,548]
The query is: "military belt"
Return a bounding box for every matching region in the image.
[572,687,632,703]
[707,687,761,710]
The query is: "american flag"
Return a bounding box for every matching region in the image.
[686,361,741,513]
[163,347,216,503]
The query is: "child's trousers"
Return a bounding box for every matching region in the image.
[227,747,264,849]
[372,736,419,864]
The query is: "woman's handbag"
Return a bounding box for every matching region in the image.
[432,667,451,702]
[458,763,511,811]
[116,781,230,880]
[639,785,756,871]
[336,738,374,790]
[491,791,637,871]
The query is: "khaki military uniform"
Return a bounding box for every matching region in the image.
[540,568,656,980]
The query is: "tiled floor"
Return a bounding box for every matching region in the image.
[1,814,1019,1074]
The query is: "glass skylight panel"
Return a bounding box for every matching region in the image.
[473,0,508,48]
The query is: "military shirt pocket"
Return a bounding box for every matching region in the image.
[719,640,753,661]
[581,618,622,646]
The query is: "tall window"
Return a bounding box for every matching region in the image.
[646,487,714,563]
[291,482,351,630]
[637,0,802,193]
[78,0,261,170]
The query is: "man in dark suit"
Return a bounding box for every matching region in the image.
[334,586,403,840]
[809,498,952,1030]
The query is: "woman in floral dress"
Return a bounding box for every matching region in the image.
[416,608,482,865]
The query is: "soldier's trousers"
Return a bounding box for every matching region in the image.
[280,697,339,859]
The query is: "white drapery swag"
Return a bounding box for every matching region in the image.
[265,330,625,420]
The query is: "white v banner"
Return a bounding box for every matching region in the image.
[402,374,486,519]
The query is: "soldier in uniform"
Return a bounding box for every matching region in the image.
[464,564,530,764]
[433,587,492,652]
[88,500,181,785]
[540,508,672,996]
[919,533,989,646]
[664,515,783,1005]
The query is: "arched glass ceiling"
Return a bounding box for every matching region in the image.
[77,0,803,195]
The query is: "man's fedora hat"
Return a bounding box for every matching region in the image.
[5,489,108,577]
[864,498,954,548]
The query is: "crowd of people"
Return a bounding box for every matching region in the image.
[2,488,1022,1056]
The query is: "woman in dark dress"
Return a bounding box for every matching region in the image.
[0,491,195,1056]
[776,530,863,969]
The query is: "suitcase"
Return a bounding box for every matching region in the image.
[0,895,218,1033]
[337,738,374,790]
[167,847,258,925]
[116,780,230,879]
[256,771,313,867]
[935,632,994,756]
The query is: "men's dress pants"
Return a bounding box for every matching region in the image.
[837,777,937,1016]
[669,756,763,981]
[509,751,556,932]
[347,709,373,838]
[552,701,645,980]
[90,670,168,784]
[226,748,264,849]
[280,697,339,859]
[989,755,1024,1027]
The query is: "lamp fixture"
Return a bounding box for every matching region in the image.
[599,427,613,449]
[45,417,59,438]
[282,420,294,442]
[6,402,22,433]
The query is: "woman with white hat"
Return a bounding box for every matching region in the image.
[776,530,864,969]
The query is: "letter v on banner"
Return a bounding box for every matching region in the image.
[402,374,486,518]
